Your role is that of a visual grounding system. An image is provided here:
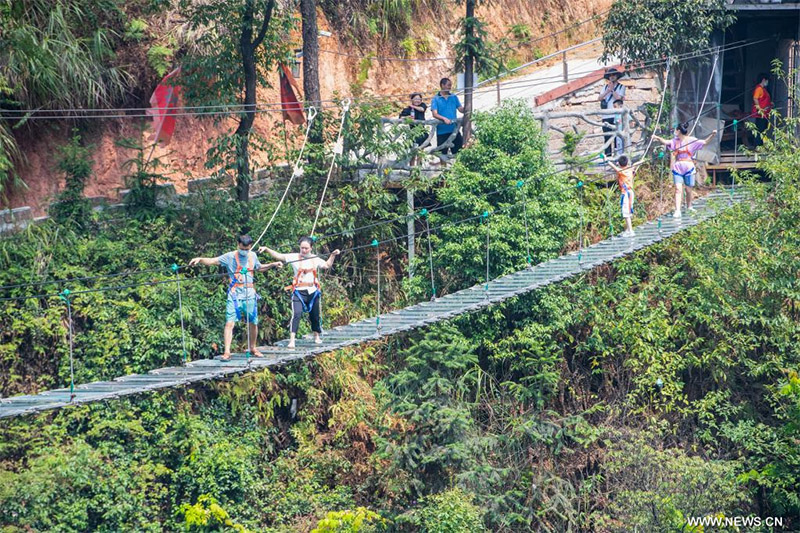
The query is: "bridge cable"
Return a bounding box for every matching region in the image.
[58,289,76,402]
[172,264,189,365]
[252,106,318,250]
[422,210,437,300]
[517,180,533,268]
[311,100,351,237]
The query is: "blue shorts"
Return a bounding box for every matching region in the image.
[225,295,258,324]
[672,169,696,187]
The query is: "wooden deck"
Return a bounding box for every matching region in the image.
[706,151,758,184]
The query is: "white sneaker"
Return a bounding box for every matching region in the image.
[623,230,636,237]
[673,210,682,218]
[314,337,323,344]
[287,340,295,349]
[687,205,696,212]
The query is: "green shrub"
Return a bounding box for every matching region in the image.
[416,489,485,533]
[406,99,577,299]
[50,131,94,227]
[595,434,746,532]
[124,18,148,41]
[311,507,386,533]
[147,44,174,76]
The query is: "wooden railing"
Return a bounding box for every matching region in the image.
[352,117,464,171]
[534,108,650,166]
[357,107,651,173]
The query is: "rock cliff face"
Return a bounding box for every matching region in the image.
[6,0,611,215]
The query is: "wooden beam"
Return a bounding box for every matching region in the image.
[535,64,624,107]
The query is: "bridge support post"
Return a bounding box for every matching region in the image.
[407,189,415,279]
[623,109,632,154]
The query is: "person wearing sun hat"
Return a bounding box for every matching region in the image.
[600,67,626,157]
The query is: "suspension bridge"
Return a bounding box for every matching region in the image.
[0,31,761,420]
[0,186,746,419]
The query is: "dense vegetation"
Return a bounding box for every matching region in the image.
[1,100,799,531]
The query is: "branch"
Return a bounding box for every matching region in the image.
[252,0,276,49]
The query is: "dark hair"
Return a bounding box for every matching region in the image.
[237,234,254,247]
[675,122,689,135]
[298,236,313,247]
[439,77,451,87]
[613,99,624,106]
[757,73,769,84]
[410,92,422,100]
[618,155,630,167]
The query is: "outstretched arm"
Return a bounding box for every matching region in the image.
[188,257,220,267]
[258,261,283,272]
[321,249,341,269]
[652,134,670,145]
[703,129,718,144]
[257,246,288,262]
[606,160,621,172]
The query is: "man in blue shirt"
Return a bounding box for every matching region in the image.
[189,234,281,360]
[431,77,464,156]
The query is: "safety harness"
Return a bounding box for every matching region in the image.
[285,264,321,313]
[671,141,696,180]
[227,252,258,322]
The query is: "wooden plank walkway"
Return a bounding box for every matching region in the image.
[0,187,747,419]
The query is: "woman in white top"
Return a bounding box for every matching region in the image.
[260,236,340,348]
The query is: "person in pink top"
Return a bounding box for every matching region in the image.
[653,122,717,218]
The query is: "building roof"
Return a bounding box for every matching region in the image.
[726,0,800,10]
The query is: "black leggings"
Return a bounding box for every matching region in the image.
[290,290,322,334]
[753,117,768,147]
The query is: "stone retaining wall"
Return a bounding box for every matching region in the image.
[0,164,290,236]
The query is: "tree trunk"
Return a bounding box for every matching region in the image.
[462,0,475,145]
[234,0,276,203]
[300,0,323,144]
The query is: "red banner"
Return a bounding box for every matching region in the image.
[279,63,305,125]
[148,67,182,145]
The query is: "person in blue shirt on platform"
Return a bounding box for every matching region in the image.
[189,234,281,360]
[431,77,464,157]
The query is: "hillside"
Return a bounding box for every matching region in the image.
[4,1,799,531]
[3,0,610,216]
[1,98,799,531]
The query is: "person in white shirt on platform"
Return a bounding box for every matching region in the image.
[260,236,340,348]
[599,68,626,158]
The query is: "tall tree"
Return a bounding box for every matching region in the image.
[454,0,492,146]
[462,0,476,145]
[300,0,323,144]
[601,0,734,123]
[601,0,733,69]
[181,0,290,203]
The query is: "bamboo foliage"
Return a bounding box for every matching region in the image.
[0,0,133,198]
